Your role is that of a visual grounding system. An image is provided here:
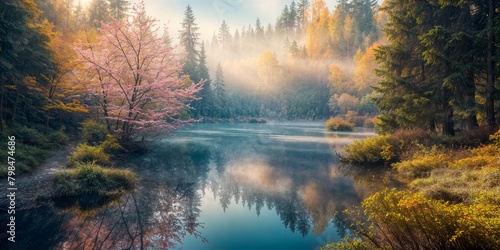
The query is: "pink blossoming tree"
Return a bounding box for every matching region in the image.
[75,3,201,141]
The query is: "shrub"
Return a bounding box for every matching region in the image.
[79,119,107,145]
[394,149,450,178]
[342,135,395,164]
[48,126,70,145]
[363,117,379,128]
[0,144,48,176]
[327,189,500,250]
[67,143,111,167]
[53,163,136,197]
[14,126,47,147]
[99,134,123,154]
[248,118,266,123]
[325,117,355,131]
[490,128,500,146]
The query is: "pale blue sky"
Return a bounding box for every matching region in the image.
[144,0,340,42]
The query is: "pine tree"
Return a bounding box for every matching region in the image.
[297,0,309,33]
[374,0,439,133]
[0,0,55,130]
[193,42,213,117]
[88,0,109,27]
[108,0,129,20]
[179,5,200,82]
[218,20,231,53]
[213,63,228,118]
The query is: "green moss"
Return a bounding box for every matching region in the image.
[53,163,136,198]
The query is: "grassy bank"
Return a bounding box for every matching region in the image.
[52,121,136,200]
[0,126,69,176]
[325,128,500,249]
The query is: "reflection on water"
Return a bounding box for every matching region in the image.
[3,122,377,250]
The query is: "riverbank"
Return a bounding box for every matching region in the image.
[325,127,500,249]
[0,145,72,210]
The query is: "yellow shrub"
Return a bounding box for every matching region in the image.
[325,117,355,131]
[394,153,450,178]
[329,189,500,249]
[67,143,111,168]
[490,129,500,146]
[342,135,395,164]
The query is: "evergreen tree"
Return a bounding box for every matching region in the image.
[255,18,264,39]
[218,20,231,53]
[193,42,213,117]
[108,0,129,20]
[179,5,200,82]
[88,0,109,27]
[297,0,309,33]
[213,63,228,118]
[373,0,498,135]
[0,0,55,130]
[289,0,297,34]
[374,0,438,133]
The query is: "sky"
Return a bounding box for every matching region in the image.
[142,0,339,43]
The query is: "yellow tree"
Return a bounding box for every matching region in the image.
[43,30,88,131]
[257,51,280,91]
[305,0,331,58]
[353,43,382,95]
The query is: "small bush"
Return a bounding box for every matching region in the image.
[342,135,395,164]
[490,128,500,146]
[14,126,47,147]
[53,163,136,197]
[67,143,111,167]
[394,150,450,178]
[79,119,107,145]
[100,134,123,154]
[48,126,70,145]
[0,143,48,176]
[326,117,355,131]
[248,118,267,123]
[363,117,379,128]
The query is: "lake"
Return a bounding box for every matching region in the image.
[5,122,377,250]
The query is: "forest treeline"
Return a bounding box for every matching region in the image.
[0,0,499,137]
[0,0,385,137]
[375,0,500,135]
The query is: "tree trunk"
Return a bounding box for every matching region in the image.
[443,107,455,136]
[0,81,4,132]
[429,118,436,133]
[10,91,20,127]
[486,0,495,126]
[466,65,478,129]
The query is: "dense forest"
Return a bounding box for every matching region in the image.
[2,0,498,138]
[0,0,387,139]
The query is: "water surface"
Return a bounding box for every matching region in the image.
[4,122,376,250]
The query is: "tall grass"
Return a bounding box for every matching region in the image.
[54,163,136,198]
[66,143,111,167]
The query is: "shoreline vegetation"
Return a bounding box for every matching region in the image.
[324,127,500,249]
[325,116,378,131]
[52,120,137,205]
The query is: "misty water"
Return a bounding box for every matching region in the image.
[8,122,378,250]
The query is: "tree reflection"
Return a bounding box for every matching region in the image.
[50,142,212,249]
[55,130,366,248]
